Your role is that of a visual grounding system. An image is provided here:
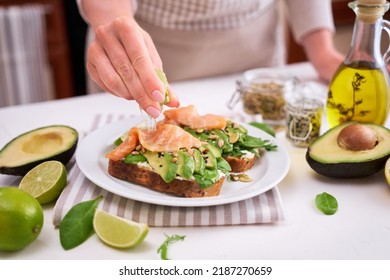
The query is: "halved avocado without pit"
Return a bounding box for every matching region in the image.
[306,122,390,178]
[0,125,78,176]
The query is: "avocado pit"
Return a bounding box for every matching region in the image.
[337,123,378,151]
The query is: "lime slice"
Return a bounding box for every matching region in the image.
[385,157,390,186]
[155,68,170,104]
[93,208,149,249]
[19,160,67,205]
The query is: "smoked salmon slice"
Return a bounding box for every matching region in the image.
[106,124,202,160]
[163,105,227,130]
[138,124,202,152]
[105,127,139,161]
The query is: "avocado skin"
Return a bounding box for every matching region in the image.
[0,125,78,176]
[305,151,387,178]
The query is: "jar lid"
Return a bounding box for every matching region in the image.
[287,97,324,113]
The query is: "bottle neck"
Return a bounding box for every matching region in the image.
[345,17,384,66]
[344,1,389,67]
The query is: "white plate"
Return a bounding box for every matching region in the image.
[76,118,290,207]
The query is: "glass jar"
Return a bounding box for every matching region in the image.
[286,97,323,147]
[228,69,296,127]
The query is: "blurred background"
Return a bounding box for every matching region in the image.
[0,0,385,107]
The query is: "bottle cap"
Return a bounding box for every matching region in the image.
[351,0,389,23]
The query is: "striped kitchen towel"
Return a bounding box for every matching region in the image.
[52,113,285,227]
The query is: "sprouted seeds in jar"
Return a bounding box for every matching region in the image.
[286,97,323,147]
[242,82,286,121]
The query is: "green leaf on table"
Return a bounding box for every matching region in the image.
[315,192,338,215]
[59,195,103,250]
[157,234,186,260]
[248,122,275,137]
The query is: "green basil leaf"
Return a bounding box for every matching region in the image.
[315,192,338,215]
[157,234,186,260]
[59,195,103,250]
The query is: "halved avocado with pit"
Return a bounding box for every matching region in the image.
[306,122,390,178]
[0,125,78,176]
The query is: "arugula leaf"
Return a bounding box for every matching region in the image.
[157,234,186,260]
[59,195,103,250]
[315,192,338,215]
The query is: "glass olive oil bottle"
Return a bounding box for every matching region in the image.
[327,61,390,126]
[326,1,390,128]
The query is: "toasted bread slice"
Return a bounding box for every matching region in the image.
[108,159,225,198]
[224,155,256,173]
[224,149,265,173]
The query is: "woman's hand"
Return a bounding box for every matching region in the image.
[86,16,179,118]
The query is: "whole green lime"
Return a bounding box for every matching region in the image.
[0,187,44,251]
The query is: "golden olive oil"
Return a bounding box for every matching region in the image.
[326,61,390,128]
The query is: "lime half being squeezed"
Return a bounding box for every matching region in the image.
[155,68,170,105]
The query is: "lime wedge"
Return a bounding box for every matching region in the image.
[93,208,149,249]
[155,68,170,104]
[19,160,67,204]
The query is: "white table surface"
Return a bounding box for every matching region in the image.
[1,62,390,260]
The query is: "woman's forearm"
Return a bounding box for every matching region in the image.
[80,0,134,30]
[301,29,336,65]
[301,28,344,81]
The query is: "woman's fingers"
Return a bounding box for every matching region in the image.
[86,61,115,96]
[116,18,167,102]
[87,40,130,98]
[86,16,179,118]
[88,33,162,117]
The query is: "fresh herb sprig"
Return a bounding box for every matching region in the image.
[157,234,186,260]
[327,72,369,123]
